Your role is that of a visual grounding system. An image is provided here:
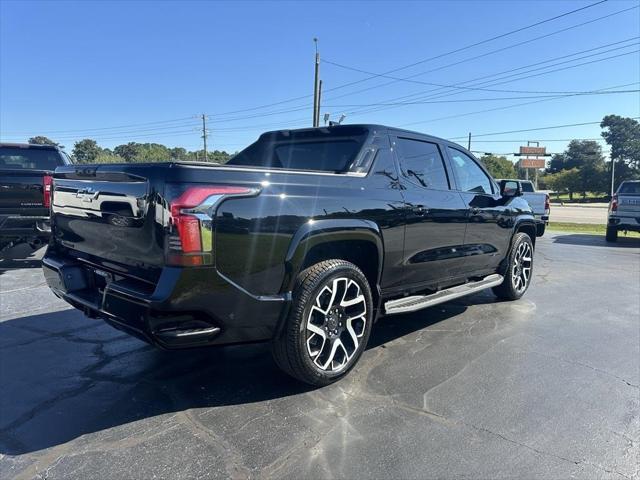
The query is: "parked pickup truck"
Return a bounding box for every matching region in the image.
[606,180,640,242]
[495,179,549,236]
[0,143,71,251]
[43,125,537,385]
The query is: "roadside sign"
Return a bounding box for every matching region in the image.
[518,158,546,168]
[519,146,546,156]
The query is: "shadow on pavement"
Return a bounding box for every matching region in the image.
[0,299,469,455]
[551,233,640,248]
[0,244,45,272]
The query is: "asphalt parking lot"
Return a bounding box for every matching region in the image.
[1,233,639,479]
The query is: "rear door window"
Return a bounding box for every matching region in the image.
[395,137,450,190]
[0,147,63,170]
[521,181,535,192]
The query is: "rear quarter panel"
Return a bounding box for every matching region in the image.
[214,153,406,296]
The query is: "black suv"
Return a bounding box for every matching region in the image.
[42,125,536,385]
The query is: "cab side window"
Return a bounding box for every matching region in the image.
[447,147,493,194]
[396,138,449,190]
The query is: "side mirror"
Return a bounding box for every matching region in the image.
[500,180,521,198]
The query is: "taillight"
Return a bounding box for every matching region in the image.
[168,185,257,266]
[610,194,618,212]
[43,175,52,208]
[544,194,550,212]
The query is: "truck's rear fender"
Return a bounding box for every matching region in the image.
[494,216,536,277]
[513,217,537,246]
[282,218,384,299]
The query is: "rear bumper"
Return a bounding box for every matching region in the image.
[42,252,290,349]
[0,214,50,238]
[608,215,640,232]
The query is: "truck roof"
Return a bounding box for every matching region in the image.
[259,124,465,149]
[0,142,61,150]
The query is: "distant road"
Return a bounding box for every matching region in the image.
[550,203,608,224]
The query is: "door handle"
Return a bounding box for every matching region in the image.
[470,207,480,215]
[412,205,428,215]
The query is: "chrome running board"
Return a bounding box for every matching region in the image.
[384,274,504,315]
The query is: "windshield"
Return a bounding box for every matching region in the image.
[227,126,369,173]
[618,182,640,195]
[0,147,63,170]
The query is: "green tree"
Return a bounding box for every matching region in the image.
[169,147,188,160]
[479,155,517,179]
[546,168,582,200]
[28,136,59,146]
[113,142,171,162]
[601,115,640,189]
[72,139,102,163]
[546,140,607,195]
[113,142,141,162]
[93,153,125,163]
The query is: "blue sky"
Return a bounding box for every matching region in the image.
[1,0,638,159]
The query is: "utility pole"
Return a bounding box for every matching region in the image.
[467,132,471,151]
[312,38,320,127]
[316,80,323,128]
[201,114,208,161]
[610,156,616,196]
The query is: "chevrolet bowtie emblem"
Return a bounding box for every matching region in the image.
[76,188,99,202]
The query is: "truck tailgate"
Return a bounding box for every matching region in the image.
[616,195,640,216]
[0,169,49,214]
[52,166,165,279]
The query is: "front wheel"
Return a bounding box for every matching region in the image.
[272,259,374,386]
[493,232,534,301]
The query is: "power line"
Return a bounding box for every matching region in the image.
[469,138,606,143]
[319,4,637,105]
[2,2,625,139]
[399,82,640,128]
[323,88,640,107]
[321,38,639,103]
[205,16,639,124]
[340,43,640,117]
[200,45,636,126]
[1,116,196,135]
[449,117,640,140]
[204,0,610,118]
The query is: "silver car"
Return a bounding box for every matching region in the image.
[606,180,640,242]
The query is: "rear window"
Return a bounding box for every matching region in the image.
[227,127,369,173]
[0,147,63,170]
[618,182,640,195]
[521,181,535,192]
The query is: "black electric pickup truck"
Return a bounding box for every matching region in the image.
[43,125,536,385]
[0,143,71,251]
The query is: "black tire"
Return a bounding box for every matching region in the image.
[536,223,546,237]
[605,226,618,242]
[272,259,374,386]
[493,232,534,301]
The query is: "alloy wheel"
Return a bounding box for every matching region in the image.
[512,241,533,293]
[305,277,367,372]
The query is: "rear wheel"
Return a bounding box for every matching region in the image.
[605,226,618,242]
[536,223,546,237]
[272,259,373,386]
[493,232,534,301]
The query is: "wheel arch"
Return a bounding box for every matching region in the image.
[514,219,537,247]
[282,219,384,301]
